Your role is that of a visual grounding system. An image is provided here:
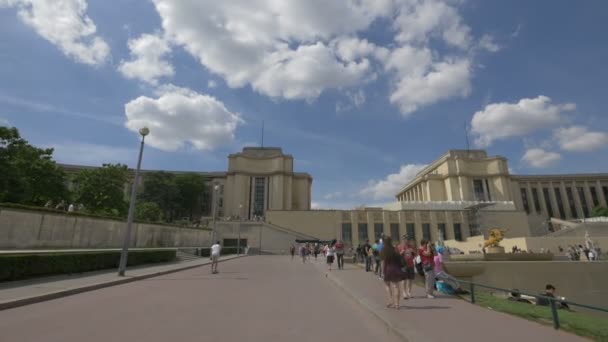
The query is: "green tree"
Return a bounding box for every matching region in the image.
[0,126,68,205]
[174,173,206,221]
[591,206,608,218]
[140,171,179,221]
[72,164,128,216]
[135,201,163,222]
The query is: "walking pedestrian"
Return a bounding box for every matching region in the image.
[290,244,295,260]
[380,237,402,309]
[300,244,307,263]
[419,239,435,298]
[325,240,336,276]
[363,240,372,272]
[335,239,345,270]
[372,240,381,276]
[210,240,221,274]
[398,235,417,299]
[314,243,320,260]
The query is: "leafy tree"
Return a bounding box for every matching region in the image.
[591,206,608,218]
[174,173,206,221]
[135,201,163,222]
[72,164,128,216]
[140,172,180,221]
[0,126,68,205]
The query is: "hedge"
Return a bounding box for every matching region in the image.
[199,247,240,257]
[0,250,176,282]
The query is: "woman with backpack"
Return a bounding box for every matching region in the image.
[380,237,403,309]
[398,235,417,299]
[418,239,435,299]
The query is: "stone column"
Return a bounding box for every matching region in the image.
[526,182,534,214]
[560,181,573,219]
[572,181,584,218]
[584,181,596,209]
[597,180,607,207]
[547,181,561,219]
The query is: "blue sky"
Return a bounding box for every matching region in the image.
[1,0,607,208]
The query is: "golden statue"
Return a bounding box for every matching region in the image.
[484,228,506,248]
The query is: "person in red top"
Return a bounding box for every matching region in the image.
[335,240,345,270]
[397,235,417,299]
[418,239,435,299]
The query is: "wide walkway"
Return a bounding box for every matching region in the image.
[0,256,401,342]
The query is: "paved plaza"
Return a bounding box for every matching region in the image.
[0,256,583,342]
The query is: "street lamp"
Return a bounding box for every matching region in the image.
[238,203,243,255]
[118,127,149,276]
[211,183,220,244]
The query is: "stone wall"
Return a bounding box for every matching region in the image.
[0,208,212,249]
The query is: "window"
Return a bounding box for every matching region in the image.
[566,187,578,218]
[453,223,462,241]
[542,188,554,218]
[373,223,383,240]
[473,179,485,201]
[484,179,492,201]
[438,223,447,240]
[341,223,352,242]
[358,223,368,241]
[531,188,542,213]
[390,223,400,241]
[554,188,566,219]
[406,223,415,241]
[590,187,599,207]
[253,177,266,216]
[422,223,431,241]
[578,187,589,217]
[603,186,608,206]
[520,188,530,214]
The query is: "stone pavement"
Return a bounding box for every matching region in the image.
[0,255,401,342]
[317,260,584,341]
[0,254,242,310]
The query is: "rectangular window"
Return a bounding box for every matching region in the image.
[473,179,485,201]
[341,223,352,242]
[554,188,566,219]
[422,223,431,241]
[438,223,447,240]
[373,223,383,240]
[532,188,542,213]
[358,223,368,242]
[578,187,589,217]
[406,223,415,241]
[590,187,599,208]
[453,223,462,241]
[484,179,492,201]
[253,177,266,216]
[603,186,608,206]
[390,223,400,242]
[543,188,554,218]
[566,187,579,218]
[520,188,530,214]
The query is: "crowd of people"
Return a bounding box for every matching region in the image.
[291,234,463,310]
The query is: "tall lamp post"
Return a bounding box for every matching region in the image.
[238,203,243,255]
[211,184,219,244]
[118,127,149,276]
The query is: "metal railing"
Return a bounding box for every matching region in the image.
[457,279,608,330]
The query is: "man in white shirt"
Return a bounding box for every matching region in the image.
[210,241,221,274]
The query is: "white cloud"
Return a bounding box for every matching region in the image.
[554,126,608,152]
[521,148,561,168]
[336,89,366,113]
[323,192,343,200]
[47,142,134,166]
[471,96,575,147]
[118,33,173,85]
[0,0,110,65]
[207,80,217,88]
[0,117,10,126]
[479,34,500,52]
[124,85,242,151]
[361,164,427,200]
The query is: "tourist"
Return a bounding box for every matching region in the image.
[314,243,320,260]
[68,203,75,213]
[433,246,460,293]
[419,239,435,299]
[377,237,384,279]
[397,235,416,299]
[300,244,307,263]
[325,240,336,276]
[363,240,372,272]
[335,239,345,270]
[372,239,381,276]
[290,244,295,260]
[537,284,571,310]
[380,236,403,309]
[210,240,221,274]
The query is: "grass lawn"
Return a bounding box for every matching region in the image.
[462,292,608,341]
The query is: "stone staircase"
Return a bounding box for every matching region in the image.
[176,249,202,262]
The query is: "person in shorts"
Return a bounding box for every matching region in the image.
[325,240,336,276]
[210,240,221,274]
[398,235,417,299]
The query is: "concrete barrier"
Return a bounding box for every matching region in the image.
[0,208,212,249]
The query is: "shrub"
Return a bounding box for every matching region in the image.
[0,250,176,282]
